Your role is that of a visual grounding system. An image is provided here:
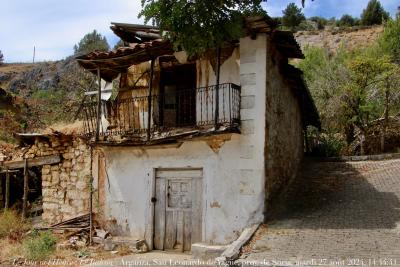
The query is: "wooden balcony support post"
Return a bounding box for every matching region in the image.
[5,168,10,210]
[215,47,221,130]
[22,159,28,219]
[147,58,155,141]
[95,67,102,141]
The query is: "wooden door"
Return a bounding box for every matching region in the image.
[154,169,202,252]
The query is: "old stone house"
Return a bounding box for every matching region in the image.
[0,16,320,253]
[73,16,320,252]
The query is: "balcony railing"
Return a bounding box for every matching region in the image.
[81,83,241,140]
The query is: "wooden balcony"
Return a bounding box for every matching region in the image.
[81,83,241,145]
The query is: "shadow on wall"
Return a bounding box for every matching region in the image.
[268,158,400,230]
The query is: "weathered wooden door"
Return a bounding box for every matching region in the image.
[154,169,202,252]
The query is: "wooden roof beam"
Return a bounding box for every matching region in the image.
[0,155,61,170]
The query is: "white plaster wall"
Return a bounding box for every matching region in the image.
[96,34,268,245]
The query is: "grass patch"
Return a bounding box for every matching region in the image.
[0,210,30,241]
[23,230,57,261]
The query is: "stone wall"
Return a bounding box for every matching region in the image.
[22,135,91,225]
[264,38,304,216]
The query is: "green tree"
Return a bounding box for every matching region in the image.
[337,14,358,27]
[0,50,4,65]
[73,30,110,55]
[113,39,126,50]
[139,0,266,56]
[282,3,306,31]
[379,17,400,63]
[309,16,328,30]
[298,47,352,136]
[360,0,389,26]
[345,56,396,154]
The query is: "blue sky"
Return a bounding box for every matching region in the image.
[0,0,398,63]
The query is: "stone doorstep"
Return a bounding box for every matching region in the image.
[191,243,228,261]
[93,236,148,252]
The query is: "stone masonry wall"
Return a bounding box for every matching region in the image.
[23,135,91,225]
[264,38,304,216]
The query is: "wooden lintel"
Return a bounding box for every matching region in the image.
[0,155,61,170]
[0,170,19,174]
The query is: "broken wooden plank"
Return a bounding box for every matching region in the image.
[0,155,61,170]
[36,226,90,231]
[50,214,90,228]
[84,89,112,96]
[219,223,260,262]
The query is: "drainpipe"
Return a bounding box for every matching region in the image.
[95,68,102,141]
[215,47,221,130]
[147,58,155,141]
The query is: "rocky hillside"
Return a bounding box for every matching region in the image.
[295,25,383,53]
[0,58,95,142]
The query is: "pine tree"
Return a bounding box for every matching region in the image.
[337,14,358,27]
[282,3,306,31]
[360,0,390,26]
[74,30,110,55]
[113,39,126,50]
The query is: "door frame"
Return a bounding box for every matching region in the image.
[159,63,197,127]
[146,168,203,251]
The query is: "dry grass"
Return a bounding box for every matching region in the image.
[0,238,24,263]
[0,210,31,241]
[0,63,36,74]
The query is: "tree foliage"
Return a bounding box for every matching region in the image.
[344,56,395,131]
[282,3,306,31]
[113,39,126,50]
[139,0,266,56]
[360,0,389,26]
[379,17,400,63]
[73,30,110,55]
[298,37,400,155]
[309,16,328,30]
[337,14,358,27]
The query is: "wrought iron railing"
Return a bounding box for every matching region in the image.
[81,83,241,139]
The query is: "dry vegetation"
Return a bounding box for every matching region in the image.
[0,211,136,266]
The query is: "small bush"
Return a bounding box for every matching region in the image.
[0,210,29,240]
[310,133,345,157]
[23,230,57,261]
